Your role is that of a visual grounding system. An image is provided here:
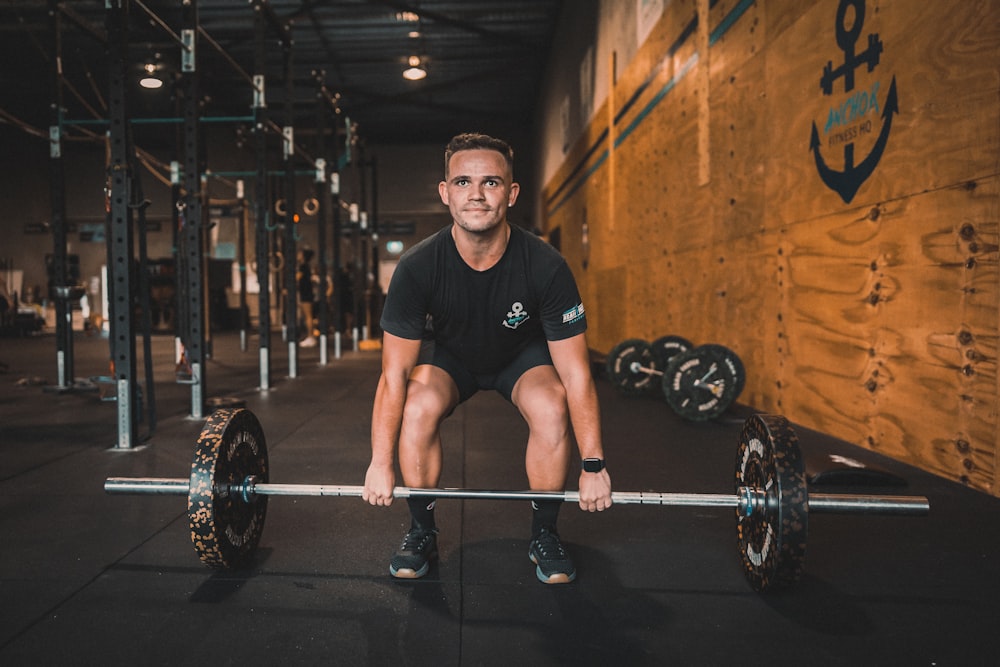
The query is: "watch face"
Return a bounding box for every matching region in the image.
[583,458,604,472]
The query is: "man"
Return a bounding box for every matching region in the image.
[363,133,612,584]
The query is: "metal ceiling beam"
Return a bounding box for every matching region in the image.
[57,1,107,44]
[370,0,540,50]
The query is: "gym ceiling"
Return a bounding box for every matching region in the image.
[0,1,564,145]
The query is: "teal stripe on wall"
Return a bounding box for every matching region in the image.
[545,0,756,218]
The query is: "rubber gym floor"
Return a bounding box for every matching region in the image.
[1,331,998,666]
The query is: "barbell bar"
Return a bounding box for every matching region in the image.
[104,477,928,516]
[102,408,930,592]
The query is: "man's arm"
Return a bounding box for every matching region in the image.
[548,332,613,511]
[364,332,422,506]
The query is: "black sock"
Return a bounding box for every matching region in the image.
[408,497,437,531]
[531,500,562,537]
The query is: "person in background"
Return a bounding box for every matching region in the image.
[298,248,317,347]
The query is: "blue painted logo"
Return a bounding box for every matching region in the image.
[810,0,898,204]
[502,302,530,330]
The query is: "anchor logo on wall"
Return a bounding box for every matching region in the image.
[810,0,899,204]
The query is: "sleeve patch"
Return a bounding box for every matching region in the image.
[562,303,585,325]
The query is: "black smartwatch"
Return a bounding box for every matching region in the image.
[582,458,605,473]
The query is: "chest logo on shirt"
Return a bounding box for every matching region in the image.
[502,302,530,330]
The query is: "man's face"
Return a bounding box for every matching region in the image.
[439,148,520,234]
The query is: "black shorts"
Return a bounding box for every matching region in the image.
[418,338,553,403]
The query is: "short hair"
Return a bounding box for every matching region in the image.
[444,133,514,177]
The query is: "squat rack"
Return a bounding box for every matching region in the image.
[44,0,358,448]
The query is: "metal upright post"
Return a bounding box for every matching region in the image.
[369,156,381,337]
[314,71,329,365]
[251,0,271,390]
[282,31,298,378]
[106,0,138,448]
[357,146,369,341]
[132,157,156,435]
[48,0,73,389]
[170,163,188,383]
[238,196,248,352]
[180,0,206,419]
[331,138,343,359]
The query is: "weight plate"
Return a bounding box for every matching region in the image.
[662,345,741,420]
[650,335,693,370]
[697,343,746,397]
[188,408,269,569]
[735,414,808,592]
[606,338,659,394]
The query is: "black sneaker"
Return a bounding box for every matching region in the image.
[389,527,438,579]
[528,527,576,584]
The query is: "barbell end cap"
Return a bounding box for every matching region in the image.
[241,475,261,504]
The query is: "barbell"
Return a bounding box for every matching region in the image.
[104,408,930,592]
[607,338,746,421]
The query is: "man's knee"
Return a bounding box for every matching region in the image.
[401,389,448,428]
[516,368,570,432]
[402,366,459,431]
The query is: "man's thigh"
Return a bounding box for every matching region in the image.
[510,364,567,421]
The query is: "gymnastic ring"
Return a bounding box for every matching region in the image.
[302,197,319,216]
[270,252,284,272]
[274,198,286,217]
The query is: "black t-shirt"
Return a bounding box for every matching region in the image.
[380,224,587,375]
[297,263,315,302]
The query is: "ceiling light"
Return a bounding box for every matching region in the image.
[139,61,163,89]
[408,30,421,38]
[396,11,419,22]
[403,55,426,80]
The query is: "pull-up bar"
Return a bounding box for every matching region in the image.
[267,119,319,168]
[61,115,257,127]
[132,0,190,52]
[197,26,261,93]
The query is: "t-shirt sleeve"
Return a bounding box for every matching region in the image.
[539,259,587,341]
[379,261,429,340]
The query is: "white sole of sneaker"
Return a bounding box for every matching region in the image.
[529,554,576,584]
[390,562,430,579]
[536,568,575,584]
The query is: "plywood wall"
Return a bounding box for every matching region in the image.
[542,0,1000,495]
